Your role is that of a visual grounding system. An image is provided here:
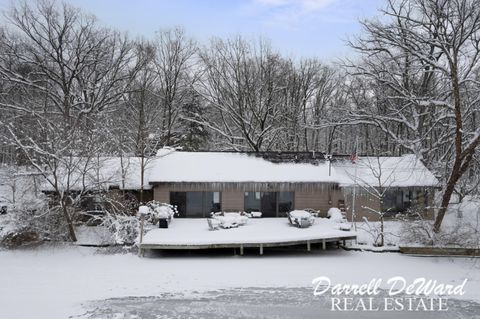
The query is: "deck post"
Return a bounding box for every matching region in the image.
[322,239,326,250]
[240,245,244,256]
[307,240,311,252]
[259,244,263,255]
[138,214,145,257]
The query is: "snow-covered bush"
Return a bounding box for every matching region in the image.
[356,217,398,247]
[0,201,70,248]
[399,202,480,247]
[398,212,434,246]
[100,212,139,245]
[327,207,345,222]
[143,201,177,224]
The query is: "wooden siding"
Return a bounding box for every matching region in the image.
[152,183,435,221]
[293,189,345,216]
[221,191,244,211]
[153,187,169,203]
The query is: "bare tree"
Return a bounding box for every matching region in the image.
[195,36,288,151]
[0,1,137,241]
[346,0,480,232]
[154,27,196,146]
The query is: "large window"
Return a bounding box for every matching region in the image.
[170,191,221,218]
[382,190,424,214]
[244,191,294,217]
[278,191,294,216]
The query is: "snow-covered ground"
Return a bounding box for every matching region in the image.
[353,220,402,249]
[351,196,480,249]
[1,245,480,319]
[444,198,480,231]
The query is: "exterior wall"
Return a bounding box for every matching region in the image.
[152,183,435,221]
[343,191,382,221]
[294,189,344,216]
[153,186,170,203]
[343,188,436,221]
[221,190,244,211]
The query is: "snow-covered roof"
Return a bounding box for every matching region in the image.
[40,157,156,192]
[149,149,439,187]
[39,150,439,192]
[150,150,337,183]
[333,155,439,188]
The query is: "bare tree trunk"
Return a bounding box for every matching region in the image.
[61,201,77,242]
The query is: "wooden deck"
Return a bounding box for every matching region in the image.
[140,236,356,256]
[139,218,357,256]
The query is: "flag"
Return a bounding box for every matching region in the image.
[349,147,357,164]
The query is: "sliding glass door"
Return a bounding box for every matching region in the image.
[244,191,294,217]
[170,191,221,218]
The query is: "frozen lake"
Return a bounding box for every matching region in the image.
[2,246,480,319]
[80,288,480,319]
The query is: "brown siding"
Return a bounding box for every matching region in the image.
[343,192,382,221]
[222,190,244,211]
[343,189,437,221]
[294,189,344,216]
[153,186,170,203]
[151,184,435,221]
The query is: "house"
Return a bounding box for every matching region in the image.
[148,149,439,221]
[38,149,439,221]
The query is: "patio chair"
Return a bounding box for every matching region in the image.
[298,217,315,228]
[287,213,294,226]
[207,218,221,231]
[288,210,315,228]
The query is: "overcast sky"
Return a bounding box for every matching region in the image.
[0,0,385,60]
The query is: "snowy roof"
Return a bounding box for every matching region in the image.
[40,157,156,192]
[149,149,439,187]
[149,150,338,183]
[39,150,439,192]
[333,155,439,188]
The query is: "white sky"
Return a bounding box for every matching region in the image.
[0,0,386,60]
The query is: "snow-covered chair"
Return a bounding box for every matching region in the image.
[288,210,315,228]
[250,211,262,218]
[327,207,347,223]
[223,212,248,225]
[207,218,221,231]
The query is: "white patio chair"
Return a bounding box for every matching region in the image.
[207,218,221,231]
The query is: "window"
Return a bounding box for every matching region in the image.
[170,191,221,218]
[244,192,261,213]
[186,192,204,218]
[382,189,418,214]
[278,192,294,216]
[260,192,277,217]
[244,191,294,217]
[170,192,187,217]
[80,194,107,213]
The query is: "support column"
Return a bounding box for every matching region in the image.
[240,245,244,256]
[307,240,311,252]
[322,239,326,250]
[259,244,263,255]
